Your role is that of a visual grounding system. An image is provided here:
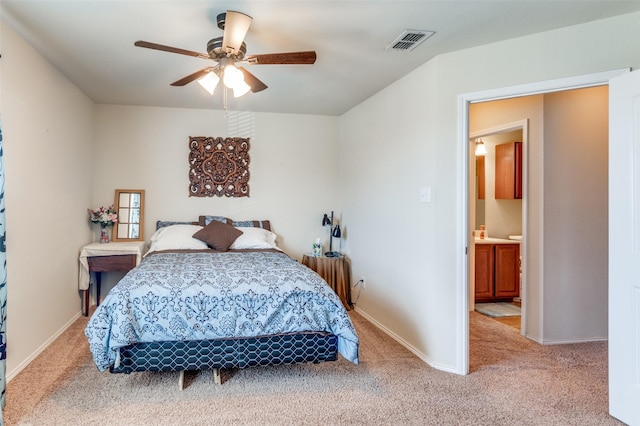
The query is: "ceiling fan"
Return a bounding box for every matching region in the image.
[134,10,317,98]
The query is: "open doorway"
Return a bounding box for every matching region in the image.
[457,69,624,375]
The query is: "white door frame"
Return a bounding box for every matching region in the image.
[456,68,630,375]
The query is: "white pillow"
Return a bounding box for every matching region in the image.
[230,227,279,250]
[146,224,208,254]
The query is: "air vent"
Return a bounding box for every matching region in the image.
[386,29,435,52]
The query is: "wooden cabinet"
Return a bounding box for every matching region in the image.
[495,141,522,199]
[475,243,520,302]
[475,244,495,300]
[476,156,485,200]
[494,244,520,298]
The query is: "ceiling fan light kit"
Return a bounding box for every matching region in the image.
[197,71,220,95]
[195,63,252,98]
[232,80,251,98]
[134,9,317,108]
[222,64,244,88]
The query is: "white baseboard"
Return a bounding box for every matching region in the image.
[353,306,459,374]
[527,334,608,345]
[6,311,82,383]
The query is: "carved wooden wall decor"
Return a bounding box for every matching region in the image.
[188,136,250,197]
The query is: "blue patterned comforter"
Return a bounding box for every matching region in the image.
[85,250,359,371]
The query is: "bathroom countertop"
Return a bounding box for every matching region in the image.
[475,237,521,244]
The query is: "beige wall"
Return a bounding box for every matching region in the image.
[0,22,94,378]
[543,86,609,341]
[93,105,340,258]
[339,58,442,363]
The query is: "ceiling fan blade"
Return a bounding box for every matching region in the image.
[135,40,210,60]
[246,51,317,65]
[238,67,268,93]
[170,68,212,86]
[222,11,253,55]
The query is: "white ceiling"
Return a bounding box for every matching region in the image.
[3,1,640,116]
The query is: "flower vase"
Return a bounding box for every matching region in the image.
[99,224,111,244]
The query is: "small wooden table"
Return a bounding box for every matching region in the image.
[87,254,136,311]
[302,254,352,310]
[79,241,145,316]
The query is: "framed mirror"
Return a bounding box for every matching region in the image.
[113,189,145,242]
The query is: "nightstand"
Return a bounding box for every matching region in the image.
[302,254,352,310]
[79,241,145,316]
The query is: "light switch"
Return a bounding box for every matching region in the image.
[420,186,431,203]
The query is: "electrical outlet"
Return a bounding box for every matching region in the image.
[360,277,366,289]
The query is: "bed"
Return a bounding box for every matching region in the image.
[85,217,359,387]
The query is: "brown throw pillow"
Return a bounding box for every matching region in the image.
[192,220,243,252]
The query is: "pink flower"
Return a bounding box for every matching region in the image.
[88,204,118,226]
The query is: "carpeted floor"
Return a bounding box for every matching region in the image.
[4,309,621,425]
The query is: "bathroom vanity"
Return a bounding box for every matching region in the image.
[475,238,520,302]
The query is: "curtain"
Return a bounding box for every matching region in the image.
[0,115,6,421]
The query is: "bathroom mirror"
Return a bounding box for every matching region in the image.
[113,189,145,242]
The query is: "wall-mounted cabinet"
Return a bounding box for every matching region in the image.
[495,141,522,199]
[475,243,520,302]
